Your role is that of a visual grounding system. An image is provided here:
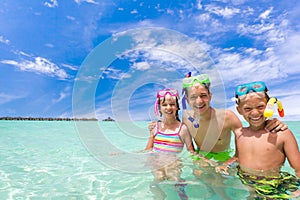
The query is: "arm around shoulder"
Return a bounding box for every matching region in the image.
[225,110,242,135]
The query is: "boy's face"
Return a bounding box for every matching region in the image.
[186,83,211,115]
[236,93,267,130]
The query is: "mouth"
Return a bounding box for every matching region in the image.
[249,116,263,122]
[165,111,174,115]
[194,104,205,111]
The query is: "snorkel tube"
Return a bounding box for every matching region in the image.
[181,72,200,128]
[263,97,284,118]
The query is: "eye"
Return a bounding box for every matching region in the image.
[244,108,251,112]
[258,105,265,110]
[200,94,208,98]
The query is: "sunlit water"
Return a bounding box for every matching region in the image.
[0,121,299,199]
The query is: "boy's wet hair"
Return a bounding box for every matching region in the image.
[183,83,211,97]
[236,91,270,105]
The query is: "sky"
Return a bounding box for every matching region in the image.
[1,0,300,121]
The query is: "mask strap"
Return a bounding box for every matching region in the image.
[154,99,159,116]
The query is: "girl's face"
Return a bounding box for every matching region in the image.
[159,94,178,119]
[186,83,211,115]
[237,93,267,130]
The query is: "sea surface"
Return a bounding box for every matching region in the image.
[0,120,299,200]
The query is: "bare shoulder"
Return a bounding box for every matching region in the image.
[279,128,296,140]
[214,108,237,119]
[180,123,189,133]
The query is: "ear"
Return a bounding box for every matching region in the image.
[236,105,242,115]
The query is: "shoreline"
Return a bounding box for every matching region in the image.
[0,117,99,121]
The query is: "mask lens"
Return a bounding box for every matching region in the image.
[235,82,266,97]
[157,89,179,98]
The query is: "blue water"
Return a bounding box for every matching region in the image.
[0,121,299,199]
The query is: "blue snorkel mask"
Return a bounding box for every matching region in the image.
[235,81,269,104]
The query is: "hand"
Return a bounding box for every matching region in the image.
[192,152,217,166]
[265,118,288,133]
[148,121,156,132]
[292,188,300,198]
[215,165,229,175]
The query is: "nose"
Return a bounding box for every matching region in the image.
[250,109,260,116]
[196,96,203,103]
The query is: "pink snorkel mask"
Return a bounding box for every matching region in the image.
[154,88,179,116]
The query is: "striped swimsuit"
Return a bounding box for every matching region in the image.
[153,122,184,154]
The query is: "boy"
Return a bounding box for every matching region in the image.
[227,81,300,198]
[181,74,287,163]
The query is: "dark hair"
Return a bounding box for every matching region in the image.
[183,83,211,98]
[236,91,270,105]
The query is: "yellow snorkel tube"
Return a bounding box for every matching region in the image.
[264,97,285,118]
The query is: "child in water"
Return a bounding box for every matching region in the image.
[222,81,300,199]
[145,88,195,182]
[144,88,196,200]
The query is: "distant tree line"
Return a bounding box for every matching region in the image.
[0,117,98,121]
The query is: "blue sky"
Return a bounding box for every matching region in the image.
[1,0,300,121]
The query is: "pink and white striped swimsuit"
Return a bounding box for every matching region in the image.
[153,122,184,154]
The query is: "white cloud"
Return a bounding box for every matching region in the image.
[0,93,25,105]
[44,0,58,8]
[53,92,68,103]
[1,57,69,80]
[53,86,71,103]
[196,0,203,10]
[130,9,138,14]
[0,36,9,44]
[205,5,240,19]
[74,0,98,5]
[61,63,78,71]
[275,32,300,73]
[259,7,273,19]
[213,47,287,84]
[133,62,150,70]
[100,67,132,80]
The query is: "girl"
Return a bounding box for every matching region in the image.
[145,88,195,182]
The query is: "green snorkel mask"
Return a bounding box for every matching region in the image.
[182,74,211,89]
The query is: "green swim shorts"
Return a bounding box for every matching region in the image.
[237,166,300,199]
[192,149,234,162]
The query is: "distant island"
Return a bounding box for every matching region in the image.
[0,116,115,121]
[0,117,98,121]
[102,117,115,121]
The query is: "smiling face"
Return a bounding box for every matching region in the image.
[236,92,268,130]
[158,94,179,120]
[186,83,212,115]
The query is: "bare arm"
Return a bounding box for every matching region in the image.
[283,130,300,178]
[215,111,241,174]
[179,124,195,153]
[227,110,243,135]
[145,122,156,150]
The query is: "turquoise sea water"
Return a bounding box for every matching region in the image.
[0,120,299,200]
